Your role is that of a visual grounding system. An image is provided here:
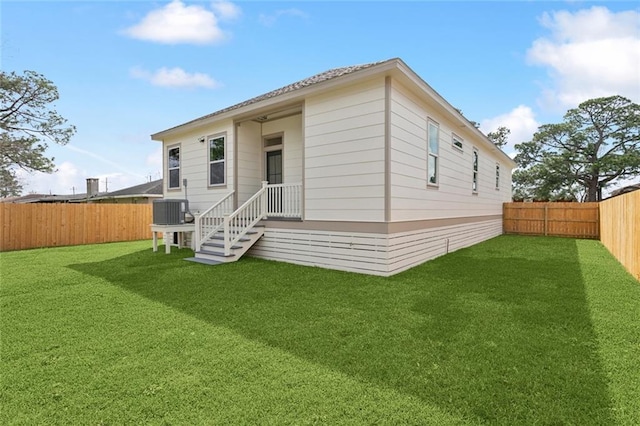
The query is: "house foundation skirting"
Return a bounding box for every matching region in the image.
[248,217,503,276]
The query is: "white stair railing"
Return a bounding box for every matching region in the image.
[265,183,302,218]
[195,191,234,252]
[224,182,268,256]
[196,182,302,256]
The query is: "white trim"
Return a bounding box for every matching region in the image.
[452,133,464,152]
[207,133,226,187]
[263,132,284,183]
[427,118,439,187]
[167,143,181,191]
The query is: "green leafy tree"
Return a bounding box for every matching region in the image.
[514,96,640,202]
[0,70,76,197]
[487,126,510,148]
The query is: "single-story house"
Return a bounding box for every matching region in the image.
[151,58,516,276]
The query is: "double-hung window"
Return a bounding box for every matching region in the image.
[208,135,225,186]
[427,120,439,185]
[472,149,479,193]
[167,146,180,190]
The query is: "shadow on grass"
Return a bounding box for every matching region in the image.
[69,236,613,424]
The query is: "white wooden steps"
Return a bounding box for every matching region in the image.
[185,225,265,265]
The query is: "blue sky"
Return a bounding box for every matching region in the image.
[3,1,639,195]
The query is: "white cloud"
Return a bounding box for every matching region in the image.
[259,9,308,27]
[131,66,220,89]
[17,161,82,195]
[123,0,239,44]
[480,105,540,154]
[527,6,640,109]
[212,0,241,21]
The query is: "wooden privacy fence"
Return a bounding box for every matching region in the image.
[503,202,600,239]
[599,191,640,281]
[0,203,153,252]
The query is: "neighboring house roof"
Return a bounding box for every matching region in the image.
[0,193,90,203]
[77,179,163,202]
[151,58,516,168]
[97,179,162,198]
[1,179,163,203]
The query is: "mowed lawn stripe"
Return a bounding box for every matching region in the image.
[1,236,638,424]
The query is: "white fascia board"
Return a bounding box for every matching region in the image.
[151,60,402,141]
[393,60,517,169]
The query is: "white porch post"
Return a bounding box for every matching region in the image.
[223,214,231,256]
[194,214,201,252]
[261,180,268,219]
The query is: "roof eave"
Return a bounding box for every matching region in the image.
[392,60,517,168]
[151,59,402,141]
[151,58,517,169]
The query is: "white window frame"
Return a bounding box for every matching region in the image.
[427,119,439,186]
[472,148,479,193]
[452,133,464,152]
[495,163,500,190]
[208,133,226,187]
[167,144,181,190]
[263,133,284,182]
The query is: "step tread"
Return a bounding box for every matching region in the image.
[201,242,243,250]
[196,249,236,258]
[208,235,252,242]
[184,257,224,266]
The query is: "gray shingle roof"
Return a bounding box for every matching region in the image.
[157,59,394,134]
[101,179,163,197]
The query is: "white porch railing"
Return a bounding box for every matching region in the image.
[265,182,302,218]
[196,182,302,256]
[194,191,234,252]
[224,181,269,256]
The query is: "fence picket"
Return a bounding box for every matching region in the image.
[0,204,152,252]
[503,202,599,239]
[600,191,639,281]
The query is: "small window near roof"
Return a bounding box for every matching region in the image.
[472,149,479,193]
[452,134,463,151]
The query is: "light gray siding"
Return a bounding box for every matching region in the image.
[304,78,386,222]
[236,120,262,204]
[389,81,511,221]
[161,120,234,213]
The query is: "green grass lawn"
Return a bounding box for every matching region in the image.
[1,235,638,425]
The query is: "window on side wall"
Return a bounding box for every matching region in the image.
[209,135,226,186]
[495,163,500,190]
[427,120,439,185]
[452,133,463,151]
[472,149,479,193]
[167,145,180,190]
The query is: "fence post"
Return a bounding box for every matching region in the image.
[544,204,548,236]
